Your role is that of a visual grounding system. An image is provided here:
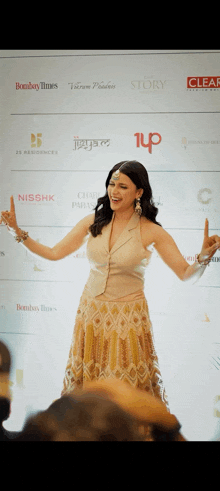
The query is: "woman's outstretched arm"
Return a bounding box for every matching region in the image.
[0,196,94,261]
[151,219,220,283]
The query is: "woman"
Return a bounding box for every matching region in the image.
[1,161,219,417]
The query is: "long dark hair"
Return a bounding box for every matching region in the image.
[89,160,162,237]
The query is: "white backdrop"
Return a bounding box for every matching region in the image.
[0,50,219,440]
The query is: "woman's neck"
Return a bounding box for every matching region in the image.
[113,208,135,223]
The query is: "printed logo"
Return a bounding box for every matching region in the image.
[68,81,115,90]
[72,251,87,259]
[73,136,110,151]
[197,188,212,204]
[182,137,220,149]
[16,133,58,155]
[16,304,57,311]
[18,194,54,202]
[31,133,42,148]
[131,77,167,90]
[72,191,101,210]
[182,254,198,262]
[77,192,101,199]
[187,77,220,90]
[16,82,58,90]
[134,132,162,153]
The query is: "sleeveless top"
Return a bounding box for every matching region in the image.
[83,212,155,301]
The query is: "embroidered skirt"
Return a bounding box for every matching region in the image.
[61,292,169,411]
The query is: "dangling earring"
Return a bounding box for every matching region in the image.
[135,197,142,216]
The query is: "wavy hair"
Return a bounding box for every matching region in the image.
[89,160,162,237]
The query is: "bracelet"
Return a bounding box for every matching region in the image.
[197,253,211,266]
[15,230,29,243]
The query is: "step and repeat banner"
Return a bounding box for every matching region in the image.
[0,50,220,440]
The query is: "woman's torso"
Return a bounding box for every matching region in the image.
[90,213,157,302]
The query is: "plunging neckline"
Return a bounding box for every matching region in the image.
[108,212,135,253]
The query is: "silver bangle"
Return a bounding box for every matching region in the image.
[15,230,29,243]
[197,253,211,266]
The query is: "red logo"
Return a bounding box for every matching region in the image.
[187,77,220,89]
[134,132,162,153]
[18,194,54,201]
[16,82,40,90]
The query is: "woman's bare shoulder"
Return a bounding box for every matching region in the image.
[82,212,95,232]
[140,216,164,247]
[140,216,161,230]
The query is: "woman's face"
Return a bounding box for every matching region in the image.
[107,172,143,213]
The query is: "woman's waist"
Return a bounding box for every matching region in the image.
[84,288,146,303]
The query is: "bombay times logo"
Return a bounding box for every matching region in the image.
[15,133,58,155]
[15,82,58,90]
[16,303,57,311]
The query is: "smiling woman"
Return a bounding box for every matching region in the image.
[89,160,162,238]
[60,162,174,440]
[108,174,140,215]
[1,159,219,441]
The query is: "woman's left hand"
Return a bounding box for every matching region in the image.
[199,218,220,262]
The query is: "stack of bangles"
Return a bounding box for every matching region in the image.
[196,253,211,266]
[15,231,29,243]
[10,229,29,243]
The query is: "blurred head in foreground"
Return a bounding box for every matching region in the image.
[14,389,146,441]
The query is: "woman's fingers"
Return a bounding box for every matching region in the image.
[0,209,16,229]
[10,196,15,213]
[204,218,209,238]
[0,212,7,224]
[203,242,220,260]
[1,197,15,225]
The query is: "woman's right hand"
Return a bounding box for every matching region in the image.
[0,196,19,233]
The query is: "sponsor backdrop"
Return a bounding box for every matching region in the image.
[0,50,220,440]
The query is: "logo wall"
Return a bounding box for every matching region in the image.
[14,78,220,92]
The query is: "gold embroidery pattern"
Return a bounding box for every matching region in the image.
[61,294,169,413]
